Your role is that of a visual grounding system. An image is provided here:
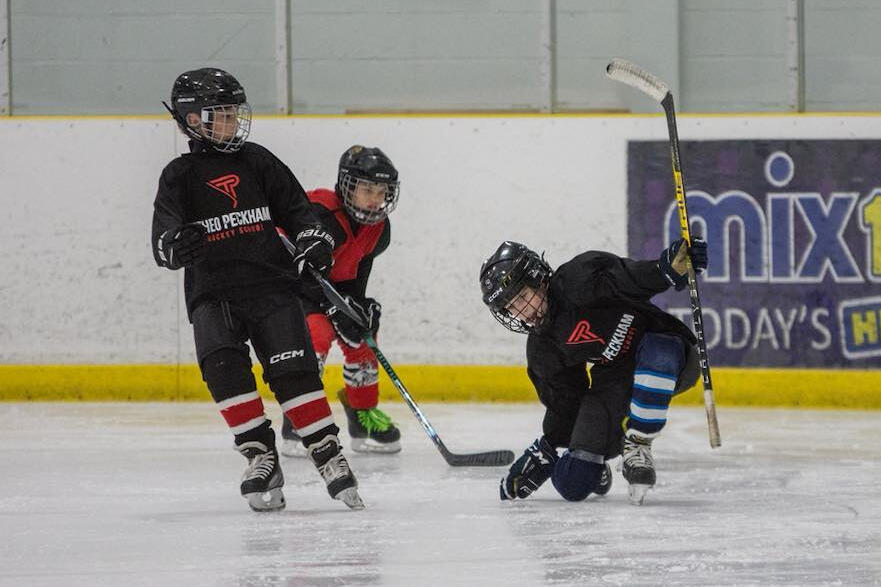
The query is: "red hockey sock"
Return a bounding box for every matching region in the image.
[216,391,267,436]
[280,389,335,438]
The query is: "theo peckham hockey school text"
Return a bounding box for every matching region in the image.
[197,206,272,243]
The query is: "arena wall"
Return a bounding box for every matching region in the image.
[2,113,879,406]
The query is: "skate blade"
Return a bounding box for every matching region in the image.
[351,437,401,454]
[628,484,651,506]
[335,487,366,510]
[280,439,308,458]
[245,488,286,512]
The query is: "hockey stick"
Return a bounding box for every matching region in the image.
[605,58,722,448]
[278,233,515,466]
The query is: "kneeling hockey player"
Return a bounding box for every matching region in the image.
[479,237,707,504]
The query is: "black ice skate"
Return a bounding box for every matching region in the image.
[337,388,401,454]
[620,432,656,505]
[280,418,307,458]
[594,462,613,497]
[307,434,365,510]
[236,440,285,512]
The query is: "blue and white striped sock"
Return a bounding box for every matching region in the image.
[628,369,676,438]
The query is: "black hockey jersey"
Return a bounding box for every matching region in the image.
[151,141,319,316]
[298,188,391,314]
[527,251,696,420]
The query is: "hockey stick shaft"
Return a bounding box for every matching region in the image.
[361,331,513,466]
[663,94,722,449]
[606,59,721,448]
[307,267,514,467]
[276,232,514,466]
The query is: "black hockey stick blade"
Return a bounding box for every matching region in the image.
[441,446,516,467]
[360,336,516,467]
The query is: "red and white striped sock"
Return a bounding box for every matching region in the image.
[280,389,336,444]
[216,391,267,437]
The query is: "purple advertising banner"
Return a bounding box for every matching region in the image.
[628,140,881,368]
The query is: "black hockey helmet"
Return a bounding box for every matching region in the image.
[479,241,552,333]
[336,145,400,225]
[163,68,251,153]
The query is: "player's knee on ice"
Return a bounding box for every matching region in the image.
[552,450,605,501]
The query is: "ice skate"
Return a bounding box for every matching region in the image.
[280,418,308,458]
[338,388,401,454]
[236,440,285,512]
[307,434,365,510]
[594,462,613,497]
[621,432,655,505]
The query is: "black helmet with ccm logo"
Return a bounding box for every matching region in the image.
[336,145,401,225]
[479,241,552,333]
[164,68,251,153]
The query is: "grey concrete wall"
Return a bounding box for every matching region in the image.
[555,0,680,113]
[9,0,277,114]
[805,0,881,111]
[680,0,791,112]
[289,0,548,113]
[5,1,881,114]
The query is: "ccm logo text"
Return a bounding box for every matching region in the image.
[269,349,305,364]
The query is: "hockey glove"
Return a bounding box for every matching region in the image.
[500,437,558,500]
[658,237,708,291]
[327,296,381,348]
[292,225,335,276]
[156,222,207,270]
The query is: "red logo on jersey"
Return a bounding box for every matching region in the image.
[206,174,240,209]
[566,320,606,345]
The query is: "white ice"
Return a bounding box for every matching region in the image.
[1,402,879,586]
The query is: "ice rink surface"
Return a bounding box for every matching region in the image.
[1,402,879,587]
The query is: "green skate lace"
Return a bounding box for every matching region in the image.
[356,407,393,433]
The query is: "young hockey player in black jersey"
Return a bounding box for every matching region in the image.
[152,67,363,511]
[479,237,707,505]
[281,145,401,457]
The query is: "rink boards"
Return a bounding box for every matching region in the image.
[1,364,880,409]
[1,113,880,407]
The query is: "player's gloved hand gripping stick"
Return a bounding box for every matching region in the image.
[325,296,381,348]
[605,58,721,449]
[278,232,515,467]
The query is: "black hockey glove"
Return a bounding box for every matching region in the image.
[292,225,335,276]
[156,222,207,270]
[500,437,558,500]
[327,296,381,348]
[658,237,708,291]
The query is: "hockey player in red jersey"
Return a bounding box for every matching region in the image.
[479,238,707,505]
[281,145,402,457]
[152,68,363,511]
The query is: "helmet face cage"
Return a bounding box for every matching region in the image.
[489,284,548,333]
[193,103,251,153]
[483,251,552,334]
[338,171,400,225]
